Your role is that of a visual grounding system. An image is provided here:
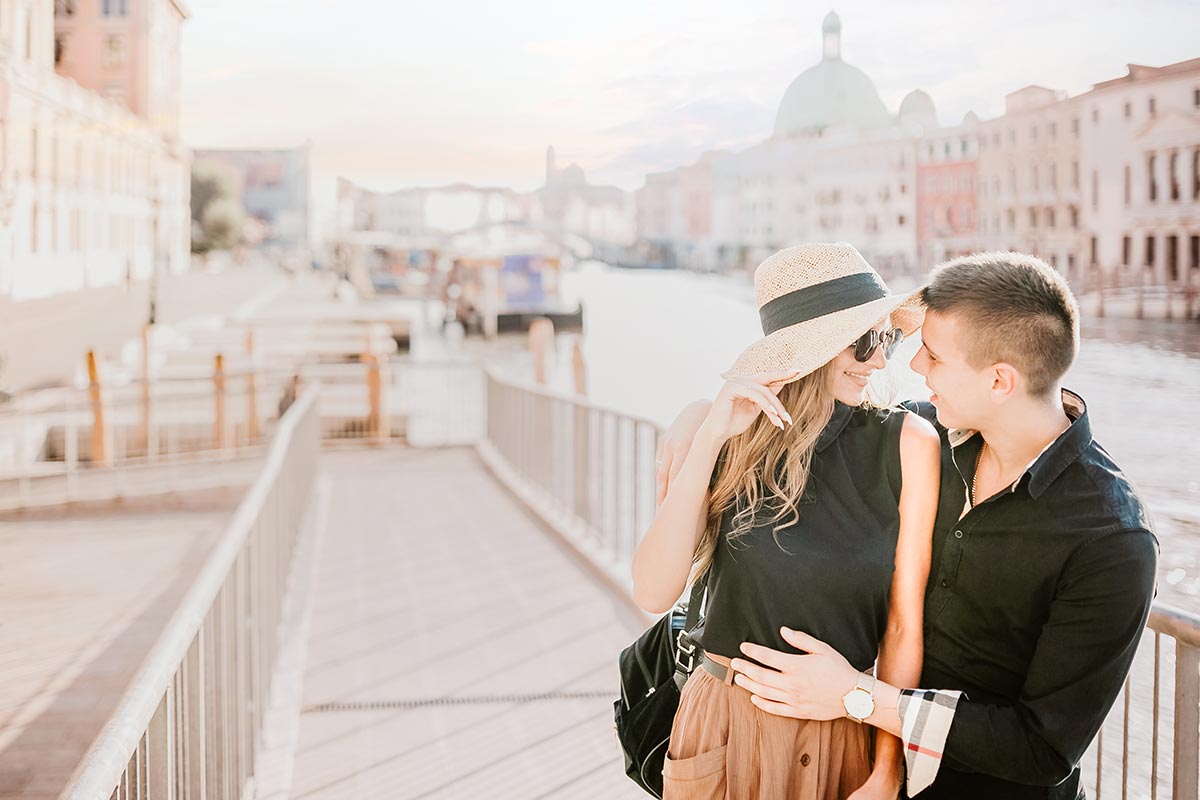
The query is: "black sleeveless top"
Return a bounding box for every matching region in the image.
[697,403,908,671]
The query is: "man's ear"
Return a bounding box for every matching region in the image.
[991,363,1020,399]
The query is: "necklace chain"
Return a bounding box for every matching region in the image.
[971,441,988,507]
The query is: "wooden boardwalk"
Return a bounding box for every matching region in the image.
[285,447,647,800]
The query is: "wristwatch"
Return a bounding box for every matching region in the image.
[842,671,876,723]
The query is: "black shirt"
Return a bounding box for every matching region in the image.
[903,391,1159,800]
[698,403,908,671]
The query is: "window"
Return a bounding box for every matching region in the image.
[1071,160,1079,189]
[1049,122,1057,140]
[1050,162,1057,190]
[961,139,968,155]
[1092,108,1099,124]
[1031,165,1039,191]
[1070,207,1079,229]
[1122,235,1131,266]
[1029,208,1038,228]
[102,0,128,15]
[1195,89,1200,108]
[1148,153,1158,202]
[1145,235,1156,267]
[1031,125,1038,142]
[104,35,126,67]
[1092,170,1099,209]
[1007,209,1016,231]
[54,0,76,14]
[1047,208,1056,228]
[897,215,906,226]
[1149,96,1156,116]
[1124,102,1131,119]
[1072,117,1080,136]
[1008,129,1016,145]
[1009,168,1017,194]
[55,35,66,65]
[30,128,37,179]
[1193,149,1200,200]
[1169,151,1180,201]
[1124,164,1131,205]
[944,142,951,158]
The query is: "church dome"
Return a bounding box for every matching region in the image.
[773,12,891,137]
[899,89,937,124]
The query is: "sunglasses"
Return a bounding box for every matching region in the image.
[853,327,904,362]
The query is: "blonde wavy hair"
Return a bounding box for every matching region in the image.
[689,358,895,584]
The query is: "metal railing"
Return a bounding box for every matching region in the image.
[57,385,321,800]
[0,355,486,511]
[479,370,1200,800]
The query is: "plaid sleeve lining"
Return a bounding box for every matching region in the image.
[898,688,962,795]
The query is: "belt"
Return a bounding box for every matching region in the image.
[699,652,735,685]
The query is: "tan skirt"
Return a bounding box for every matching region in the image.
[663,653,873,800]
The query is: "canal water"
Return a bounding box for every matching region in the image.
[559,263,1200,612]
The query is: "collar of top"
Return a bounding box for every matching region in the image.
[949,388,1093,499]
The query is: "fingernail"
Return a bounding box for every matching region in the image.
[781,626,793,635]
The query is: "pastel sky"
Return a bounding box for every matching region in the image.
[180,0,1200,206]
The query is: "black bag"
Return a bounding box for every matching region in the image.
[614,579,707,798]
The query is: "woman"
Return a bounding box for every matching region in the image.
[631,243,941,800]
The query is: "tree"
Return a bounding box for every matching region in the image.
[201,198,245,251]
[191,161,243,253]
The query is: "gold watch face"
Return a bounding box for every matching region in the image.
[843,688,875,720]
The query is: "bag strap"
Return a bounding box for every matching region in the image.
[683,574,707,633]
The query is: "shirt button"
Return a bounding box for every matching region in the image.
[941,579,950,588]
[800,754,811,767]
[954,530,964,539]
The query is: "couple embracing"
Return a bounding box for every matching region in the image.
[631,244,1158,799]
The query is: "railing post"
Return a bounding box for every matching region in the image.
[214,354,227,453]
[529,317,554,386]
[87,350,109,466]
[140,324,152,457]
[246,329,260,444]
[572,337,587,396]
[1175,641,1200,800]
[148,687,174,800]
[366,354,386,443]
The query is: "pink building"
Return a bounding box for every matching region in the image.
[916,158,979,267]
[53,0,187,139]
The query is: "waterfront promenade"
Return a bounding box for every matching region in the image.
[0,267,1196,799]
[277,447,645,799]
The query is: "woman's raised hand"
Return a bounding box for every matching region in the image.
[698,369,799,445]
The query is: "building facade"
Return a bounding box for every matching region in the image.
[1079,58,1200,293]
[0,0,189,300]
[633,14,1198,299]
[634,13,974,279]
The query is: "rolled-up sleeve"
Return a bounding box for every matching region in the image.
[940,529,1158,784]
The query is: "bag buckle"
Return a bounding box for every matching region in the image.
[674,629,697,673]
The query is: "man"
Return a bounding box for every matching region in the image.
[656,252,1158,798]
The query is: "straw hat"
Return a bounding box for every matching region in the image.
[721,243,924,387]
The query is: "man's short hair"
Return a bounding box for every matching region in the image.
[920,252,1080,398]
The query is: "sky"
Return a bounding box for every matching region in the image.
[179,0,1200,230]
